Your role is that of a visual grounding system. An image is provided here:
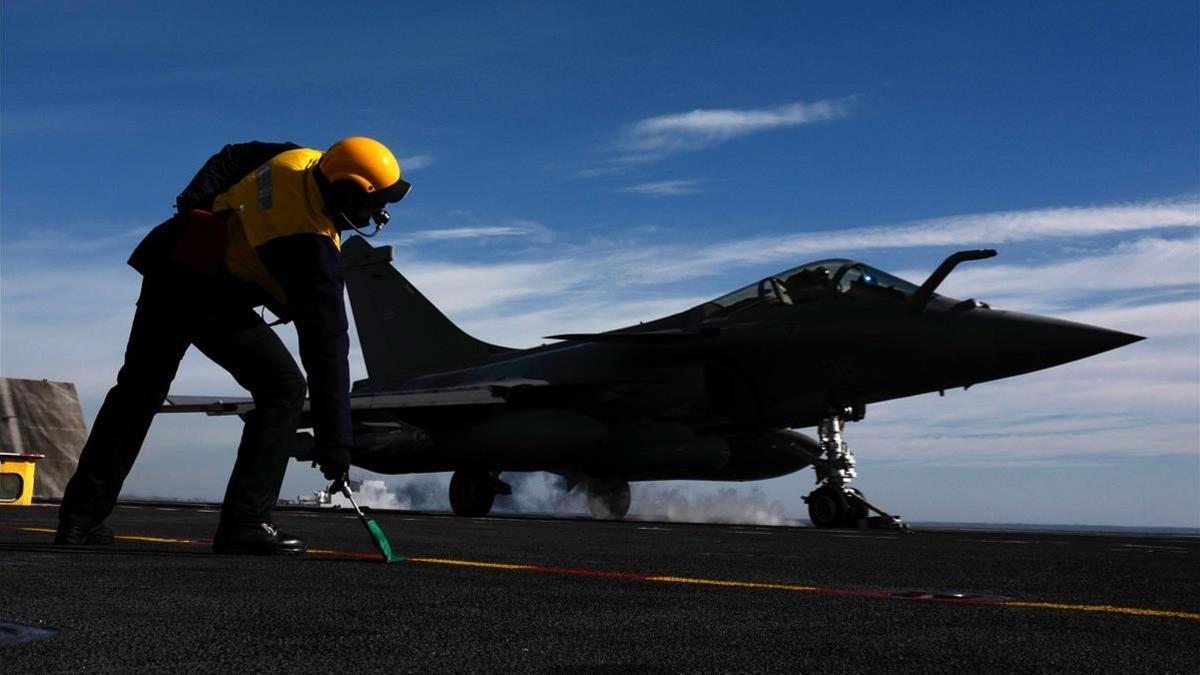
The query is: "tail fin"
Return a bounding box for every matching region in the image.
[341,236,512,383]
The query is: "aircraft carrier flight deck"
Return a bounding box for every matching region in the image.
[2,504,1197,672]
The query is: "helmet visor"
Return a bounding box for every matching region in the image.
[370,177,411,208]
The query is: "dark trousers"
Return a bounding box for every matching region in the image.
[60,272,306,529]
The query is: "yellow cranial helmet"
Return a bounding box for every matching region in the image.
[319,136,411,206]
[318,136,411,236]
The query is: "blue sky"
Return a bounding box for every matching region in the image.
[2,1,1197,526]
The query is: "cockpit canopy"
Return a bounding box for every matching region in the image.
[706,259,922,314]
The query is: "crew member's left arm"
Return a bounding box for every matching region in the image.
[257,234,353,452]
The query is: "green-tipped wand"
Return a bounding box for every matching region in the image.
[332,475,402,563]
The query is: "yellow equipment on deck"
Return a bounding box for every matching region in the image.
[0,452,44,506]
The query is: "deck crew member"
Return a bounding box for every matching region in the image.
[57,137,410,555]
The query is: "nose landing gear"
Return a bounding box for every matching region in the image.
[803,407,908,531]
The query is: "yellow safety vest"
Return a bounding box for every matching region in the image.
[213,148,342,306]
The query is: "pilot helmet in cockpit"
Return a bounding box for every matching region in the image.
[784,266,831,290]
[783,266,834,301]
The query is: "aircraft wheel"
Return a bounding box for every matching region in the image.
[587,478,631,520]
[805,486,847,528]
[449,469,495,517]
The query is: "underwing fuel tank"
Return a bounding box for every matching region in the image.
[714,429,820,481]
[345,411,741,477]
[348,409,613,473]
[587,431,732,478]
[351,423,441,473]
[623,429,821,482]
[440,409,614,470]
[442,414,734,476]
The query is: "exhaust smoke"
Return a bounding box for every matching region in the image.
[330,477,445,510]
[629,485,787,526]
[363,472,789,526]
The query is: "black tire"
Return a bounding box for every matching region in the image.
[449,470,495,517]
[587,479,631,520]
[806,486,847,528]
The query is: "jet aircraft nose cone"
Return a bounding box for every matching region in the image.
[1010,314,1143,366]
[948,311,1144,384]
[1077,325,1145,354]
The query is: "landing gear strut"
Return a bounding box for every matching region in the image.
[803,406,907,531]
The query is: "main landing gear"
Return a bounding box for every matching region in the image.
[448,469,511,517]
[586,478,631,520]
[803,406,908,531]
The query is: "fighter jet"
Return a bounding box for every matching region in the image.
[164,238,1142,528]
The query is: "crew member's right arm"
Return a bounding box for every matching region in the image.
[256,233,354,473]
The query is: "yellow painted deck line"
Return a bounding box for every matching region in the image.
[19,526,198,545]
[116,535,197,544]
[1002,601,1200,621]
[409,556,535,571]
[648,575,821,593]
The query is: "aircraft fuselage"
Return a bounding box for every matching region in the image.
[346,257,1140,484]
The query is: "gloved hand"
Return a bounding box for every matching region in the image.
[313,446,352,481]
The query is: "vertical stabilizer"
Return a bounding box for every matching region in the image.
[341,236,512,383]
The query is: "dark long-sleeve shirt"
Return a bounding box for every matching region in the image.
[130,142,354,452]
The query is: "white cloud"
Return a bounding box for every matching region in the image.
[634,198,1200,283]
[417,227,528,240]
[618,179,705,196]
[0,225,149,254]
[620,98,853,162]
[388,219,552,246]
[399,154,433,171]
[388,257,578,316]
[917,236,1200,311]
[574,165,627,179]
[396,225,540,243]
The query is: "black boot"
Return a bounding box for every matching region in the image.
[212,522,306,555]
[55,521,115,546]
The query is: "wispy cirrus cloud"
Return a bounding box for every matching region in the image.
[617,98,854,163]
[392,258,578,315]
[402,226,533,241]
[927,236,1200,311]
[399,154,433,171]
[618,179,705,196]
[573,165,627,179]
[392,219,552,245]
[632,198,1200,283]
[0,225,150,254]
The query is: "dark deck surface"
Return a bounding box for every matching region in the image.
[2,503,1198,672]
